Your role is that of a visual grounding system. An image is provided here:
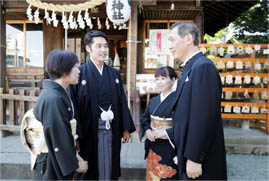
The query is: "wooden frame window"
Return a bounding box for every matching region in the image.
[6,20,43,68]
[142,20,193,74]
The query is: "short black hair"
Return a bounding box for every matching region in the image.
[84,30,108,47]
[170,22,199,46]
[45,50,78,80]
[155,66,178,79]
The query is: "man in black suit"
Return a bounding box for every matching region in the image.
[153,22,227,180]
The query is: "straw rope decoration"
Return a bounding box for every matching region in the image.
[25,0,125,30]
[26,0,105,12]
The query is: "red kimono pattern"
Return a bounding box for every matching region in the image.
[146,149,177,180]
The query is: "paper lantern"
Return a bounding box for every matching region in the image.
[106,0,131,25]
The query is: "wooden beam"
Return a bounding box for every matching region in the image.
[127,1,138,108]
[222,114,267,120]
[0,2,7,125]
[195,11,203,43]
[0,124,20,131]
[0,88,6,125]
[140,0,156,6]
[0,2,6,90]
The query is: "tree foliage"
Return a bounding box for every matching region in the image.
[232,0,269,43]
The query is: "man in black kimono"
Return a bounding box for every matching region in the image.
[153,22,227,180]
[69,30,136,180]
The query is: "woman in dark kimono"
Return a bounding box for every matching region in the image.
[33,50,88,180]
[140,66,179,180]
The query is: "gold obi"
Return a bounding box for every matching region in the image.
[70,118,78,140]
[150,115,173,139]
[25,125,48,155]
[21,109,48,170]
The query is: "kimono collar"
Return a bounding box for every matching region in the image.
[89,59,104,75]
[160,90,173,102]
[43,79,74,118]
[43,79,65,90]
[180,50,201,68]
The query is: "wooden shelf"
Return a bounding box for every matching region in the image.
[199,44,269,48]
[222,88,267,93]
[222,114,268,119]
[142,43,269,134]
[220,73,268,78]
[211,58,268,63]
[221,102,268,107]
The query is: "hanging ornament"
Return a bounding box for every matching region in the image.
[70,20,75,29]
[63,21,69,29]
[86,17,93,29]
[26,4,33,21]
[26,0,106,28]
[106,0,131,25]
[34,8,40,24]
[68,11,74,23]
[84,9,89,20]
[46,17,52,25]
[53,19,59,27]
[84,9,93,29]
[77,10,85,29]
[61,11,69,29]
[51,10,56,21]
[51,10,58,27]
[97,17,102,29]
[61,11,66,23]
[105,18,110,30]
[113,23,117,29]
[51,11,57,26]
[79,20,85,29]
[44,8,49,19]
[77,10,83,22]
[44,8,52,25]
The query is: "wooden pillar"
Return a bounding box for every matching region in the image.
[0,2,7,130]
[195,11,204,43]
[127,1,138,108]
[43,22,63,67]
[0,2,6,90]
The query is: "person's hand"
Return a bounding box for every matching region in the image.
[145,129,155,142]
[76,152,88,173]
[152,129,167,139]
[186,159,202,179]
[76,160,88,173]
[76,152,83,162]
[122,130,130,143]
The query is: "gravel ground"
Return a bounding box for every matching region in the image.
[227,154,269,180]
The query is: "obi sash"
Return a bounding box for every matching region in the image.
[150,115,173,139]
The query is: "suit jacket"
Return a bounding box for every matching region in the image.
[167,52,227,180]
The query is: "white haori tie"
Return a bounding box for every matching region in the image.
[99,105,114,130]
